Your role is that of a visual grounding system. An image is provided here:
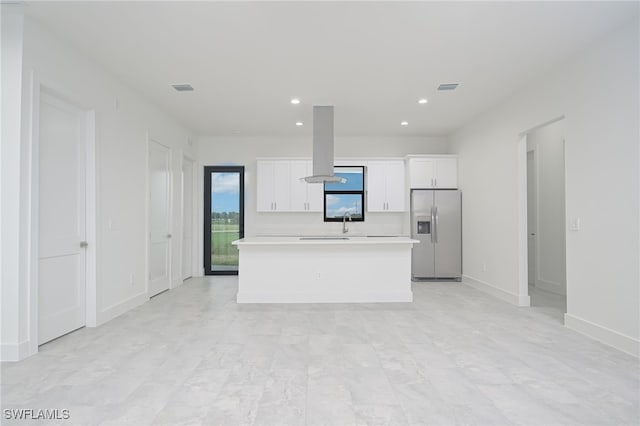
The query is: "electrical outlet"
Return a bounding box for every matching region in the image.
[482,262,487,272]
[129,274,135,285]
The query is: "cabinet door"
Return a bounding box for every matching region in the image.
[289,160,309,212]
[366,161,387,212]
[306,161,324,212]
[384,160,406,212]
[434,158,457,188]
[272,161,291,211]
[409,158,435,188]
[256,161,275,212]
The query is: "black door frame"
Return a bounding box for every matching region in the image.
[204,166,245,275]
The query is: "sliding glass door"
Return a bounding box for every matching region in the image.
[204,166,244,275]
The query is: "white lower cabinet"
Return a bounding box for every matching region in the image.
[367,160,405,212]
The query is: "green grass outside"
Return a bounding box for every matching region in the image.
[211,222,239,266]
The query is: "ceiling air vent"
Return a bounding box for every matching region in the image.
[172,84,194,92]
[437,83,459,91]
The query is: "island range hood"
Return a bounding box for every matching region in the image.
[303,106,346,184]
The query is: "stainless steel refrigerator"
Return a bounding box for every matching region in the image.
[411,190,462,280]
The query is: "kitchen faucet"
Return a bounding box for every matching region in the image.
[342,212,352,234]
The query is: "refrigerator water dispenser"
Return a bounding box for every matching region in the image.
[417,217,431,234]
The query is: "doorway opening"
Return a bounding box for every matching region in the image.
[204,166,244,275]
[524,118,567,322]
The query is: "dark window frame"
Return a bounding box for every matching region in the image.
[203,165,245,276]
[323,166,366,222]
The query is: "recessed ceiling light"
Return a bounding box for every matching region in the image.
[400,121,409,126]
[172,84,194,92]
[418,98,428,104]
[295,122,303,126]
[290,98,301,105]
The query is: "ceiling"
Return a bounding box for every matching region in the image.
[25,1,638,137]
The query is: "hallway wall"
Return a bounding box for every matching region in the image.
[450,22,639,356]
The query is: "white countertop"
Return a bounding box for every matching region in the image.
[232,236,419,246]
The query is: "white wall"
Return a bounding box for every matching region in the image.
[527,120,566,295]
[450,22,639,356]
[195,135,448,273]
[1,8,27,360]
[0,14,194,361]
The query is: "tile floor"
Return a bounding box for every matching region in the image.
[2,277,638,425]
[528,285,567,323]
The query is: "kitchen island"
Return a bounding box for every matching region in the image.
[231,236,419,303]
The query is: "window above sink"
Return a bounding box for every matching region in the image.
[324,166,365,222]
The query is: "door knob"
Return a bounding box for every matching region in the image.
[167,234,172,238]
[529,233,535,236]
[80,241,88,248]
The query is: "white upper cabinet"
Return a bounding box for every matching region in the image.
[367,160,406,212]
[408,156,458,189]
[256,160,291,211]
[408,158,435,188]
[289,160,323,212]
[433,158,457,188]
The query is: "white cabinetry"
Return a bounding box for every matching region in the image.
[367,160,405,212]
[408,157,457,189]
[289,160,323,212]
[256,161,291,211]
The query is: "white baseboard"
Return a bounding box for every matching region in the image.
[463,274,530,307]
[97,292,149,326]
[564,313,639,358]
[237,291,413,304]
[1,340,31,362]
[535,278,566,295]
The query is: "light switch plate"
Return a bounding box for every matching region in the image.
[569,217,581,231]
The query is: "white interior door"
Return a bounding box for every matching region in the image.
[527,150,537,286]
[148,140,172,296]
[182,157,194,280]
[38,92,87,344]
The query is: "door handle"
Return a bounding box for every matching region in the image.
[434,207,439,243]
[167,234,172,239]
[430,207,435,243]
[80,241,88,248]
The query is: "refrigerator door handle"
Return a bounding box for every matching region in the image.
[434,206,439,243]
[430,207,435,243]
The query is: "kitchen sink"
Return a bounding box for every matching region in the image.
[300,237,349,240]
